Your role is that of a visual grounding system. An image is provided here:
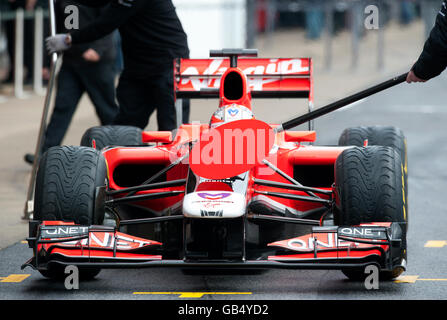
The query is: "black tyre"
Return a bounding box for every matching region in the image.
[338,126,408,222]
[81,125,143,150]
[35,146,106,279]
[334,146,406,280]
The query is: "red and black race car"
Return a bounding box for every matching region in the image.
[23,49,408,281]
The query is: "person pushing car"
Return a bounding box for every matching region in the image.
[407,0,447,83]
[46,0,190,131]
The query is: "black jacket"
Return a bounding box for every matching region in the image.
[413,1,447,80]
[70,0,189,78]
[56,0,116,65]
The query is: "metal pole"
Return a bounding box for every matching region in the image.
[265,0,276,41]
[421,0,428,38]
[388,0,398,21]
[421,0,439,38]
[280,73,409,131]
[351,0,361,70]
[0,10,6,104]
[33,8,45,95]
[14,8,25,98]
[246,0,256,48]
[23,0,60,220]
[324,1,334,71]
[377,0,385,71]
[175,98,183,128]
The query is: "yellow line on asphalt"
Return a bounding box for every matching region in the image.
[0,274,31,283]
[424,240,447,248]
[133,292,252,298]
[394,275,419,283]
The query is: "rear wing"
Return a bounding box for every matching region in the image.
[174,57,314,100]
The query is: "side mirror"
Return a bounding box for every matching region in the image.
[142,131,173,144]
[284,131,316,143]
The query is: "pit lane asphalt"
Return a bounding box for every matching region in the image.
[1,74,447,300]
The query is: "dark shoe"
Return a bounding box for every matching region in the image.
[24,153,35,165]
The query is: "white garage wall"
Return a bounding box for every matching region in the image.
[173,0,247,58]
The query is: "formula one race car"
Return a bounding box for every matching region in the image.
[23,49,408,281]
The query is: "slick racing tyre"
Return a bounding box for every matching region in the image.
[35,146,107,280]
[81,125,143,150]
[338,126,408,224]
[334,146,406,281]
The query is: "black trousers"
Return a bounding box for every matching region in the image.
[43,62,118,152]
[114,70,189,131]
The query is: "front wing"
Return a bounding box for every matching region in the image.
[22,221,406,273]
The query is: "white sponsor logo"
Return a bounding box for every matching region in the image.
[286,234,357,251]
[340,227,374,237]
[44,226,88,236]
[63,233,150,250]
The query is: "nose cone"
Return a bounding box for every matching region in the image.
[183,191,246,218]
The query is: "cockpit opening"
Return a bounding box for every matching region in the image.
[223,71,244,100]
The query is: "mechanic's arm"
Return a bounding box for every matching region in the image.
[73,0,111,8]
[83,7,114,59]
[407,0,447,83]
[70,0,142,44]
[46,0,140,53]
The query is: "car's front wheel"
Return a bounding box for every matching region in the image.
[334,146,407,281]
[338,126,408,225]
[34,146,106,279]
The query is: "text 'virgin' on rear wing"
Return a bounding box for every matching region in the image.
[174,57,314,101]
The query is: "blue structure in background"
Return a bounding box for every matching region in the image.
[400,0,417,25]
[305,2,324,39]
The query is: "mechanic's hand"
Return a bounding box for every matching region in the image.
[406,70,426,83]
[45,34,72,54]
[42,67,50,81]
[83,49,101,62]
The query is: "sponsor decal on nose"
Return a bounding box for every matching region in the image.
[227,108,239,117]
[197,192,231,200]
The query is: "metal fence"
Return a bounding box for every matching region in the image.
[247,0,441,71]
[0,8,48,99]
[0,0,442,101]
